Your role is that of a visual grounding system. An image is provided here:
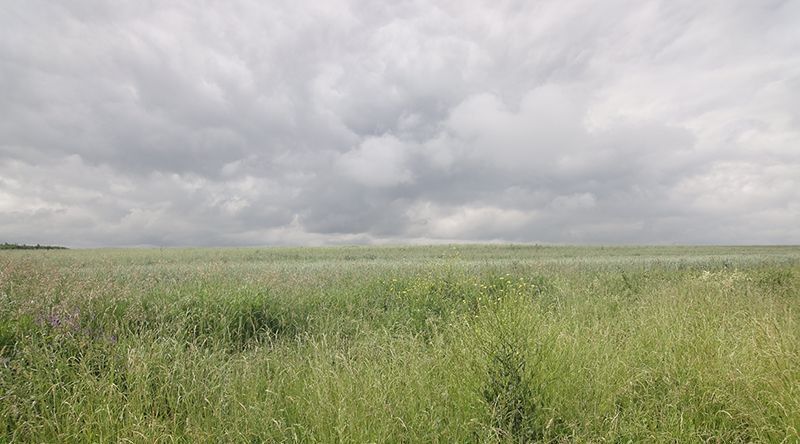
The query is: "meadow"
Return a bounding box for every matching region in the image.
[1,245,799,442]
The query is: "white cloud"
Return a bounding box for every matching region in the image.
[550,193,597,211]
[407,202,537,240]
[1,0,798,246]
[336,135,414,187]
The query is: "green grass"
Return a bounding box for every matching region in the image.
[1,245,799,442]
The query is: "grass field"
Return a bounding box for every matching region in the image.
[1,245,799,442]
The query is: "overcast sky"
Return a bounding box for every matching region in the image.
[1,0,798,247]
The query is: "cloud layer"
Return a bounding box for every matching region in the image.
[1,0,799,246]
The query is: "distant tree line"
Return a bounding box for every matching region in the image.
[1,243,67,250]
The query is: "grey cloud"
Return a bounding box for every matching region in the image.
[1,0,799,246]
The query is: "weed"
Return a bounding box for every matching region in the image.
[0,245,798,442]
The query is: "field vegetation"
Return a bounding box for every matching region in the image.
[1,245,799,442]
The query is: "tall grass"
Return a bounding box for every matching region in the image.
[1,245,799,442]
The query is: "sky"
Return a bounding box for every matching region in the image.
[1,0,799,247]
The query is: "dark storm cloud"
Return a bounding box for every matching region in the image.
[1,0,798,246]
